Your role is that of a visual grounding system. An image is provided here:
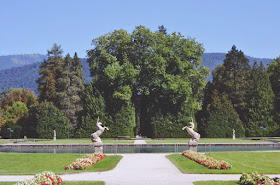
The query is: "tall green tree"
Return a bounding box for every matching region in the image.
[37,45,85,130]
[247,62,276,136]
[70,53,85,127]
[86,26,209,137]
[212,45,252,127]
[37,43,64,104]
[1,102,28,138]
[77,82,106,138]
[32,101,71,139]
[203,91,245,138]
[56,53,85,129]
[267,56,280,134]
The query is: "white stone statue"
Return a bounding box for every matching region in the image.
[91,117,109,143]
[233,129,235,140]
[53,130,56,141]
[182,118,200,142]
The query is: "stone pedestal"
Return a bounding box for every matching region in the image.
[188,140,198,152]
[94,142,103,153]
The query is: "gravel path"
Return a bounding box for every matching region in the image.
[0,153,279,185]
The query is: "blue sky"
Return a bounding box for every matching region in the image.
[1,0,279,59]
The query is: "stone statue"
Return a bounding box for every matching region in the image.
[91,117,109,143]
[182,118,200,142]
[232,129,235,140]
[53,130,56,141]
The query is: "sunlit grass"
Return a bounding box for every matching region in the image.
[167,151,280,174]
[0,153,122,175]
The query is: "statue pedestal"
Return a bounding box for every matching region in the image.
[94,142,103,153]
[188,140,198,152]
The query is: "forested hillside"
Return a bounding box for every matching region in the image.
[0,59,91,94]
[0,53,273,94]
[202,53,273,80]
[0,54,46,71]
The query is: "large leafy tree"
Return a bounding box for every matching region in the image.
[1,101,28,138]
[0,88,37,138]
[0,88,37,111]
[86,26,209,137]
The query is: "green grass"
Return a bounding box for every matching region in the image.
[0,153,122,175]
[167,151,280,174]
[13,138,134,144]
[193,181,238,185]
[0,181,104,185]
[146,138,273,144]
[0,139,16,144]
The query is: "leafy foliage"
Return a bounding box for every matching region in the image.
[199,90,244,138]
[31,101,71,139]
[267,56,280,135]
[198,46,279,137]
[0,53,272,94]
[85,25,209,137]
[247,62,276,136]
[0,88,37,111]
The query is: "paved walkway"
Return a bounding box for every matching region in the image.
[133,140,147,144]
[0,154,279,185]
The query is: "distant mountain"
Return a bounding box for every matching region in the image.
[0,54,47,71]
[0,53,274,94]
[201,53,273,80]
[0,59,91,94]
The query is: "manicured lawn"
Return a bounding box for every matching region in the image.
[167,151,280,174]
[146,138,273,144]
[0,153,122,175]
[193,181,238,185]
[13,138,134,144]
[0,139,16,144]
[0,181,105,185]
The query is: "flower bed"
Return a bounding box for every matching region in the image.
[64,153,106,170]
[16,171,62,185]
[181,150,232,170]
[239,171,280,185]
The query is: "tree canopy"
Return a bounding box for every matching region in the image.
[84,25,209,137]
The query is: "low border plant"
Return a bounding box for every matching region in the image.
[64,153,106,170]
[15,171,62,185]
[182,150,232,170]
[239,172,280,185]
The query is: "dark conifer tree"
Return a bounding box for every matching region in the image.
[37,44,64,103]
[267,56,280,135]
[56,53,85,129]
[211,45,252,127]
[247,62,276,136]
